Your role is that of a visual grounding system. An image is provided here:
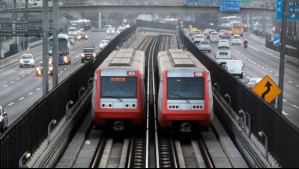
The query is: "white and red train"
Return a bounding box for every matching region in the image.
[92,49,146,130]
[157,49,213,132]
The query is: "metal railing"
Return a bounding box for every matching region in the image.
[179,29,299,168]
[0,25,136,168]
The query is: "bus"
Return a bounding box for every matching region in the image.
[231,22,244,36]
[221,16,242,27]
[49,34,71,65]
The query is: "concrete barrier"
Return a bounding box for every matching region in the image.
[0,40,42,69]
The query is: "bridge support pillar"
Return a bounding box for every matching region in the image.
[98,12,102,29]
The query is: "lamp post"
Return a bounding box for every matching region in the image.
[238,110,247,130]
[48,119,57,145]
[79,87,86,98]
[19,151,31,168]
[225,94,232,115]
[258,131,269,162]
[66,100,74,120]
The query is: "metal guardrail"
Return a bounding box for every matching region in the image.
[179,28,299,168]
[0,40,42,69]
[0,26,136,168]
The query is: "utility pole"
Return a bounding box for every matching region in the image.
[25,0,29,50]
[53,0,59,88]
[278,0,289,113]
[43,0,49,96]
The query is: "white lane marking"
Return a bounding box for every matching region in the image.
[68,66,71,68]
[275,74,279,76]
[288,81,293,84]
[36,88,41,91]
[10,81,14,84]
[293,105,299,109]
[22,74,25,77]
[27,72,31,74]
[265,69,268,71]
[283,99,286,102]
[246,76,250,79]
[282,111,289,116]
[8,102,14,106]
[16,78,20,81]
[3,85,8,88]
[28,92,34,96]
[19,97,25,101]
[64,68,67,71]
[269,71,272,73]
[296,85,299,88]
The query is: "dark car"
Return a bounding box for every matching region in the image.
[81,48,96,63]
[222,32,231,39]
[80,33,88,40]
[0,106,8,132]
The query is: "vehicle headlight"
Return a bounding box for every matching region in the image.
[0,116,3,122]
[93,53,96,58]
[64,56,68,62]
[81,53,84,57]
[49,67,53,71]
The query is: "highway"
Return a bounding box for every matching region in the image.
[206,34,299,127]
[0,31,107,126]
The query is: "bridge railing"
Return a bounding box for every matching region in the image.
[179,28,299,168]
[0,25,136,168]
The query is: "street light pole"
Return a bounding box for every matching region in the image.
[277,0,289,113]
[43,0,49,96]
[53,0,59,88]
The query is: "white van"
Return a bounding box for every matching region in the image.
[232,35,242,46]
[215,50,232,66]
[225,60,244,79]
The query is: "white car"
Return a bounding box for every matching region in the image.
[0,106,8,132]
[218,40,230,49]
[193,35,205,43]
[225,60,244,79]
[210,35,220,43]
[117,27,126,35]
[195,30,202,35]
[247,78,263,88]
[198,40,211,53]
[106,28,115,34]
[232,35,242,46]
[99,40,109,50]
[19,54,35,68]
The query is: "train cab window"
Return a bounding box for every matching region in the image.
[101,77,137,98]
[168,78,204,100]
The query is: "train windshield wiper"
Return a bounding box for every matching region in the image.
[168,92,190,104]
[103,96,123,102]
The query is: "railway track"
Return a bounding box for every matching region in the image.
[57,31,238,168]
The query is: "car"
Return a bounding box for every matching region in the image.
[225,60,244,79]
[81,48,96,63]
[215,50,232,66]
[210,35,220,43]
[19,54,35,68]
[117,27,126,35]
[218,40,230,49]
[195,30,202,35]
[0,106,8,132]
[221,32,231,39]
[99,40,109,50]
[80,33,88,40]
[36,62,53,76]
[232,35,242,46]
[247,78,263,88]
[102,25,112,32]
[193,35,205,43]
[198,40,211,53]
[68,36,75,45]
[219,30,227,37]
[106,28,115,34]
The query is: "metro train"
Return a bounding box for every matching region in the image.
[92,49,146,131]
[157,49,213,132]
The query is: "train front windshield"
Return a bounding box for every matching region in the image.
[101,77,137,99]
[168,78,204,100]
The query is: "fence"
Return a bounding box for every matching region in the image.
[179,29,299,168]
[265,39,298,59]
[0,25,136,168]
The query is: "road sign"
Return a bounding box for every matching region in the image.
[253,75,282,104]
[277,0,299,20]
[274,34,281,46]
[220,0,241,12]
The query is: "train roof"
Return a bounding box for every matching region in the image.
[98,49,145,71]
[158,49,207,73]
